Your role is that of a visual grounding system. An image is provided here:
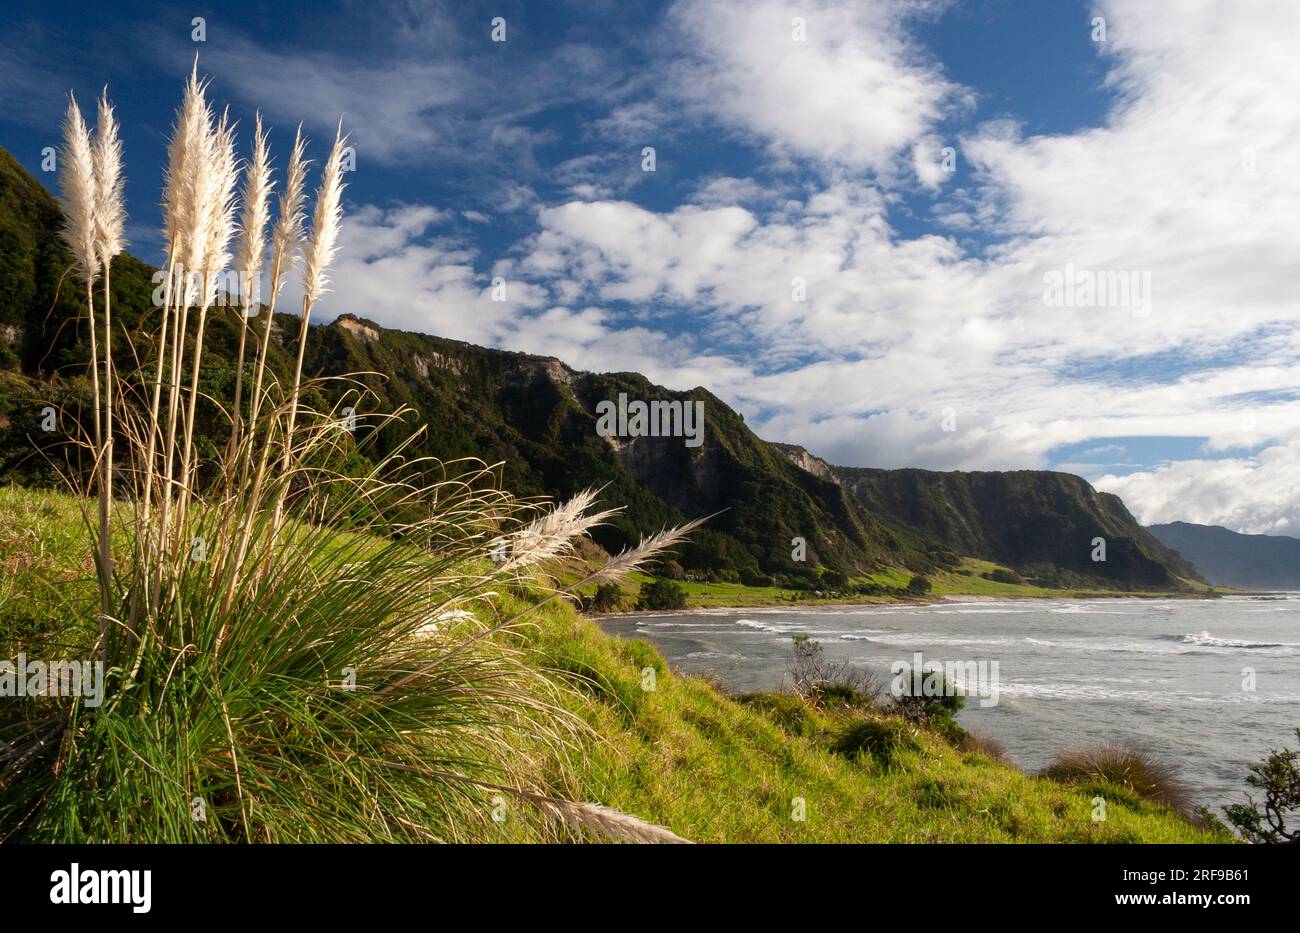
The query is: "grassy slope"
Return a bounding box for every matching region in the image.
[0,486,1219,842]
[523,596,1216,842]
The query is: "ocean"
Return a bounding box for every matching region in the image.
[598,594,1300,811]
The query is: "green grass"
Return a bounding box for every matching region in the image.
[520,598,1221,842]
[929,558,1237,599]
[0,486,1224,843]
[579,557,1233,613]
[0,485,101,645]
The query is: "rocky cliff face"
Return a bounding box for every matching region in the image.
[823,466,1201,588]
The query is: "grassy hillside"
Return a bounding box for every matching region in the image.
[0,486,1222,842]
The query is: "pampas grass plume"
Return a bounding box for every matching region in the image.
[302,121,347,304]
[59,94,98,283]
[91,89,126,263]
[270,126,309,289]
[236,113,273,286]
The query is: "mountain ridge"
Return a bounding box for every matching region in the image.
[0,145,1203,591]
[1147,521,1300,590]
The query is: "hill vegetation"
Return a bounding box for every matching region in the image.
[0,486,1222,842]
[1148,521,1300,590]
[0,144,1204,593]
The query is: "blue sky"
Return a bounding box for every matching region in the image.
[3,0,1298,534]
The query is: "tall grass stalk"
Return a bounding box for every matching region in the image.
[228,113,272,456]
[92,88,125,647]
[57,93,108,648]
[271,122,346,544]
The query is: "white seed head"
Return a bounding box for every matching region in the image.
[270,125,310,295]
[235,113,274,294]
[164,62,213,274]
[91,88,126,264]
[59,93,99,283]
[302,121,348,305]
[200,107,241,305]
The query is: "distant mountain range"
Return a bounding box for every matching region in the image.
[0,145,1204,591]
[1147,522,1300,590]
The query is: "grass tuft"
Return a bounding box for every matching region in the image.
[1040,743,1193,818]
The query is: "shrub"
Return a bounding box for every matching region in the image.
[658,559,685,580]
[892,666,964,718]
[906,575,933,596]
[831,717,921,766]
[587,583,627,613]
[1040,744,1192,818]
[787,634,879,707]
[982,567,1024,585]
[636,578,687,611]
[1222,728,1300,843]
[740,571,774,587]
[0,70,704,844]
[958,731,1011,764]
[820,568,849,589]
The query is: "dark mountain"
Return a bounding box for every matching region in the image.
[772,445,1202,589]
[1147,522,1300,590]
[0,145,1201,590]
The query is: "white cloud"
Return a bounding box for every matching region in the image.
[286,205,714,383]
[667,0,964,175]
[252,0,1300,533]
[910,135,952,190]
[198,39,471,164]
[486,0,1300,536]
[1096,442,1300,536]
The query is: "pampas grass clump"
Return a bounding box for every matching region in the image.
[0,64,699,844]
[1040,743,1192,817]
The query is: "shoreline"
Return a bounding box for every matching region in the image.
[587,588,1239,620]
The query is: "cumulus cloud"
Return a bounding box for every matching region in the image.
[233,0,1300,534]
[285,204,718,383]
[667,0,964,175]
[1095,442,1300,536]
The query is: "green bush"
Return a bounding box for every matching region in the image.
[982,567,1024,585]
[636,578,687,611]
[892,666,966,742]
[658,559,685,580]
[1222,728,1300,843]
[906,575,932,595]
[832,717,922,767]
[587,583,627,612]
[820,568,849,589]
